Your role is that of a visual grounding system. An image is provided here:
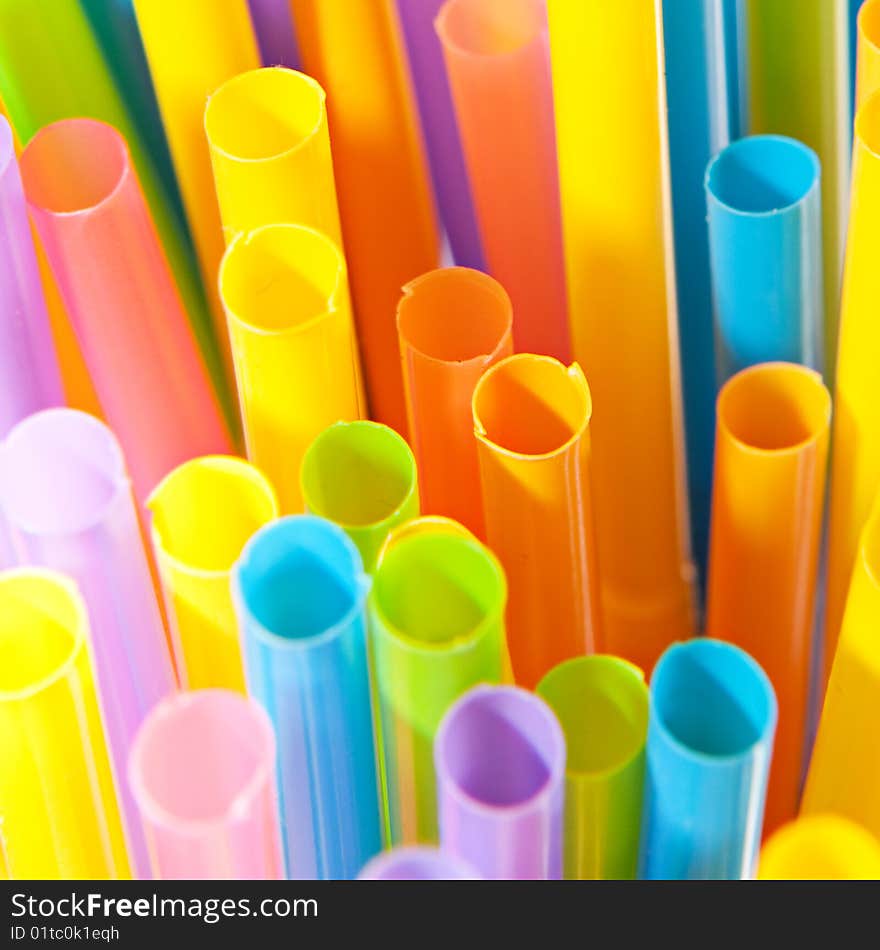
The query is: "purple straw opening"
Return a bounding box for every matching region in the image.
[359,847,477,880]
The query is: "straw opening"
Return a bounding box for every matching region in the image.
[0,409,126,535]
[398,268,512,363]
[206,68,324,162]
[361,848,474,880]
[706,136,819,215]
[718,363,830,453]
[21,119,129,215]
[437,0,546,57]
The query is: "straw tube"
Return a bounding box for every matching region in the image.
[435,684,565,880]
[706,363,830,833]
[20,119,231,503]
[0,569,130,878]
[301,421,419,573]
[436,0,569,359]
[824,90,880,671]
[662,0,737,586]
[133,0,261,390]
[857,0,880,108]
[358,848,478,880]
[147,457,280,692]
[0,409,177,876]
[0,116,63,436]
[536,657,649,880]
[472,354,601,688]
[547,0,696,671]
[706,136,824,381]
[129,690,284,879]
[248,0,300,68]
[369,530,507,845]
[759,815,880,879]
[220,224,365,513]
[395,0,484,269]
[289,0,440,433]
[803,503,880,836]
[639,639,777,880]
[397,267,512,537]
[744,0,850,377]
[233,516,382,879]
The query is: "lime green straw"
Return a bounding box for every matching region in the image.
[744,0,851,378]
[0,0,234,431]
[536,656,649,880]
[369,531,507,845]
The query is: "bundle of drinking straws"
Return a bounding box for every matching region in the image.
[2,0,880,882]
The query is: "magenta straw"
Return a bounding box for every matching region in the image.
[0,116,63,438]
[248,0,300,67]
[358,847,479,880]
[0,408,177,877]
[396,0,485,269]
[129,689,284,880]
[435,684,566,880]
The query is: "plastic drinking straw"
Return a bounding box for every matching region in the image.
[147,457,280,693]
[436,0,568,360]
[134,0,261,392]
[395,0,484,269]
[706,137,824,382]
[824,90,880,673]
[233,516,382,879]
[858,0,880,108]
[129,690,284,880]
[744,0,850,378]
[706,363,831,833]
[472,354,602,688]
[301,421,419,573]
[220,225,364,514]
[547,0,697,671]
[724,0,749,139]
[436,684,566,880]
[0,117,63,436]
[379,516,475,564]
[0,0,229,413]
[358,847,479,880]
[369,531,507,845]
[290,0,440,434]
[248,0,300,67]
[0,568,130,879]
[21,119,231,504]
[398,267,512,537]
[0,409,178,877]
[638,639,777,880]
[205,67,342,244]
[662,0,736,589]
[803,502,880,835]
[759,815,880,879]
[536,656,649,881]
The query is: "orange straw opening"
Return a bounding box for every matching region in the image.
[861,0,880,55]
[437,0,545,57]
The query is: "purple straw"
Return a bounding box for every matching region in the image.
[248,0,300,68]
[358,847,479,880]
[0,408,177,877]
[395,0,485,269]
[435,684,565,880]
[0,117,63,439]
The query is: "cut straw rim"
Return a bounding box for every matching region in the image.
[856,88,880,158]
[377,516,475,566]
[705,134,821,219]
[369,532,507,656]
[127,689,277,835]
[0,408,129,537]
[147,456,280,580]
[435,684,565,820]
[20,118,132,219]
[473,354,592,461]
[435,0,548,61]
[205,67,326,166]
[0,568,88,702]
[358,847,478,880]
[0,116,14,177]
[758,814,880,879]
[300,422,418,532]
[219,224,346,338]
[397,267,513,366]
[233,515,370,653]
[716,362,831,458]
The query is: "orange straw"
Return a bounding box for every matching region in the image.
[397,267,512,538]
